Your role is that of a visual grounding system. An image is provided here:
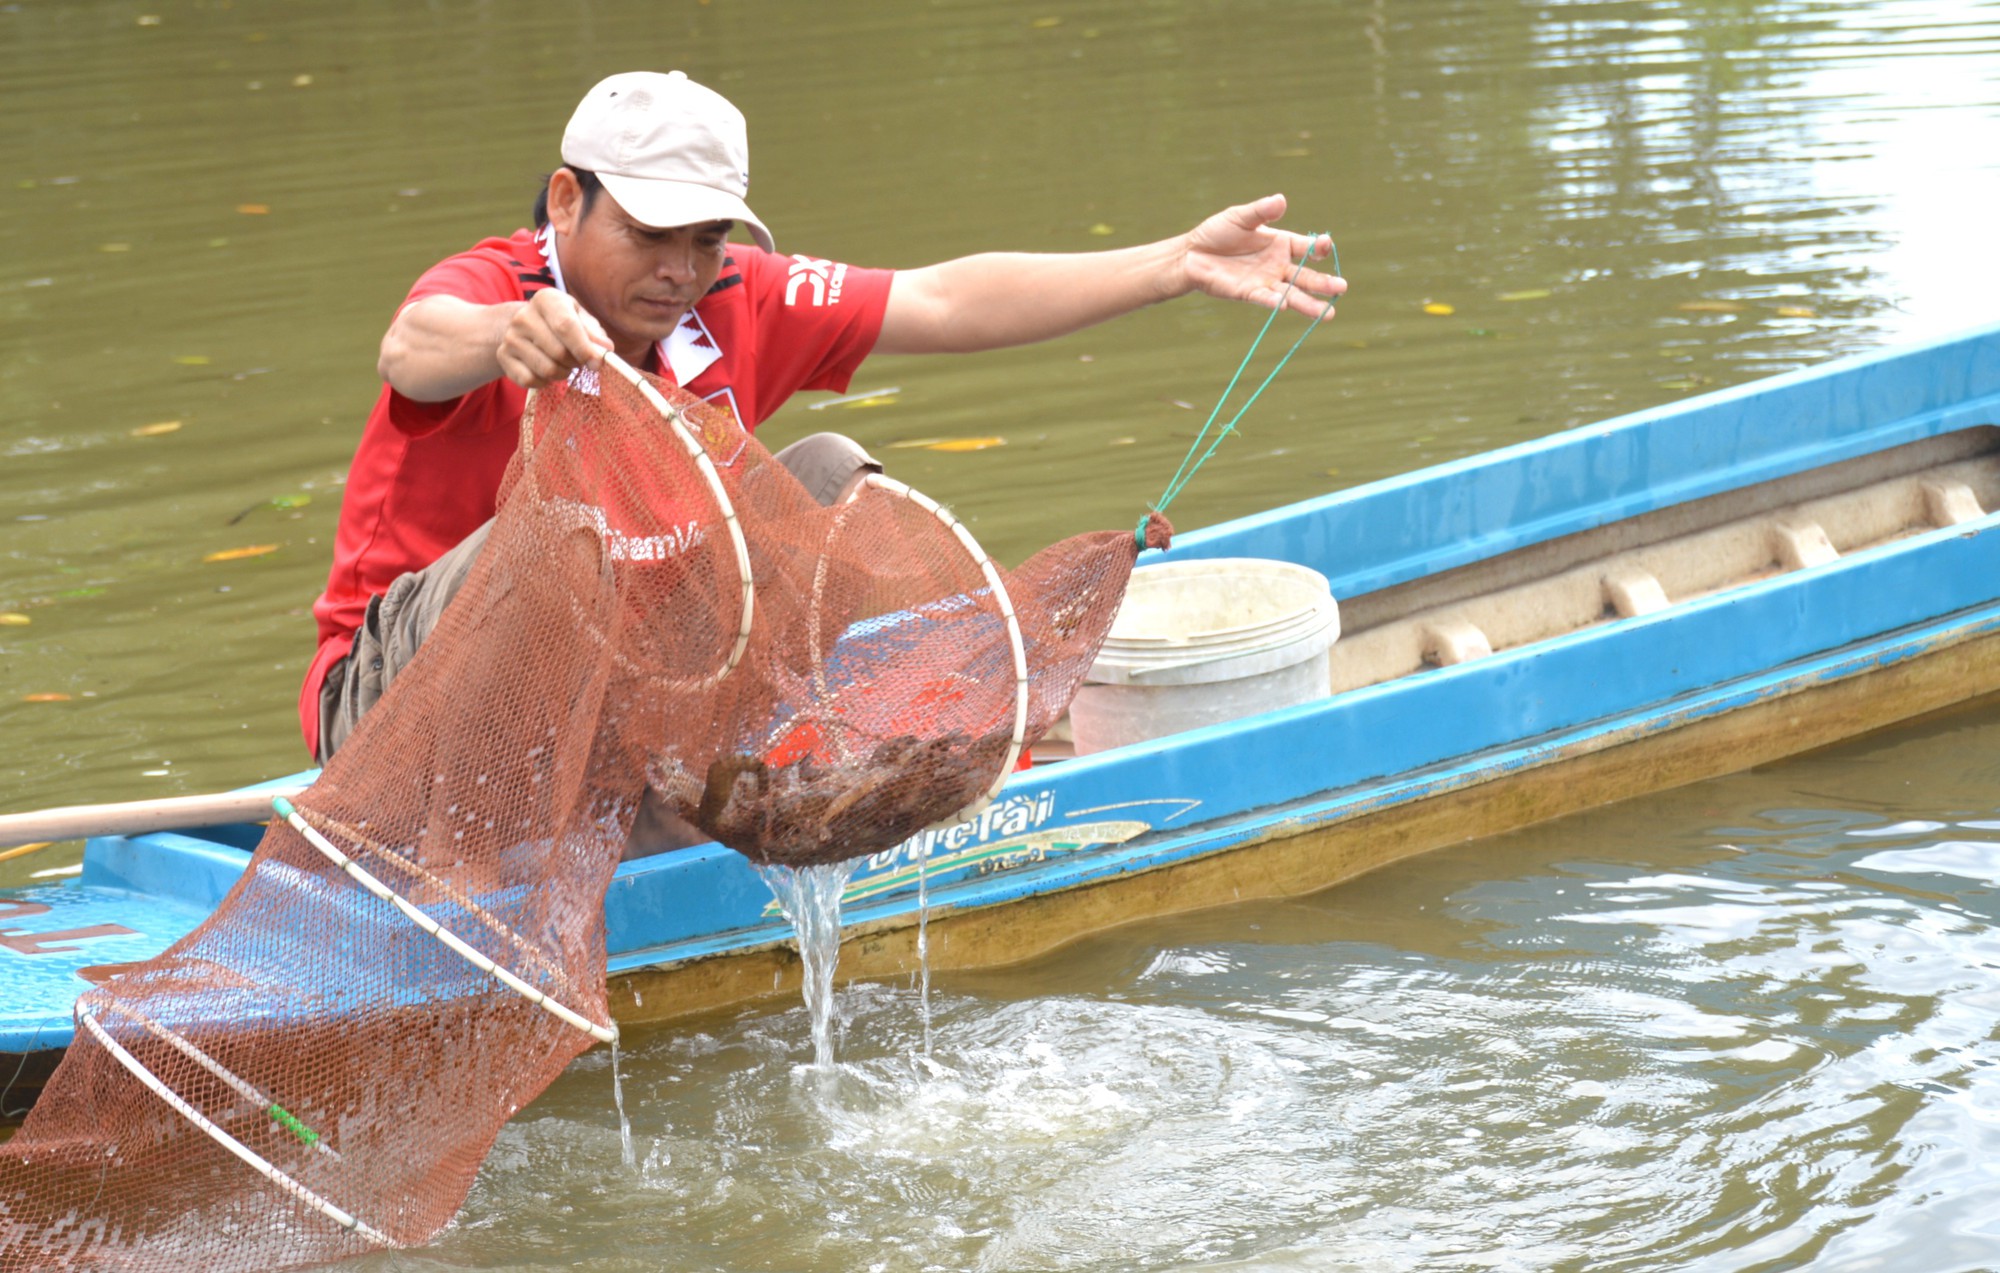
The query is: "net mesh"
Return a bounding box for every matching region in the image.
[0,362,1164,1270]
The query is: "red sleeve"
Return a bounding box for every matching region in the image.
[735,247,893,422]
[384,242,531,438]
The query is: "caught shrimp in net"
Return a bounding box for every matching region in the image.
[0,355,1164,1270]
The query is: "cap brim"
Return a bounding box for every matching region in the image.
[596,173,775,253]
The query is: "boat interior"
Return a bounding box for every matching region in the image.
[1038,424,2000,757]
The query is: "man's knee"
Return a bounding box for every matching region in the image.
[772,432,881,506]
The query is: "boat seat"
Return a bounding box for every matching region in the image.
[1769,519,1839,571]
[1421,618,1492,666]
[1923,479,1986,526]
[1602,567,1671,618]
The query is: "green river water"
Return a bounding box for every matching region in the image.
[5,0,2000,1268]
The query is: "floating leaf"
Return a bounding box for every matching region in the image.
[99,243,132,253]
[1676,300,1743,314]
[0,613,30,626]
[1422,302,1455,316]
[1109,437,1137,446]
[1774,305,1816,318]
[291,74,313,88]
[208,237,230,248]
[1324,467,1341,476]
[173,355,211,366]
[136,14,161,25]
[22,693,72,703]
[807,386,898,411]
[1272,148,1311,159]
[236,203,270,215]
[1088,223,1115,236]
[228,493,313,525]
[130,420,182,437]
[1499,289,1551,302]
[887,437,1006,452]
[1031,15,1063,27]
[203,544,280,562]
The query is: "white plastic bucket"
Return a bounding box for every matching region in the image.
[1069,557,1340,755]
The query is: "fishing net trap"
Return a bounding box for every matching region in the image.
[0,354,1166,1269]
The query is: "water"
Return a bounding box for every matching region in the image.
[367,706,2000,1272]
[7,0,2000,1267]
[609,1038,635,1173]
[756,861,865,1069]
[917,846,934,1059]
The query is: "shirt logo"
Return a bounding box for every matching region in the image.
[785,256,847,307]
[663,311,724,385]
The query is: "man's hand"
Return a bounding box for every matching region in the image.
[380,291,615,402]
[1179,193,1345,319]
[496,290,615,390]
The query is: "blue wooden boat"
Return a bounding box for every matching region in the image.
[5,320,1998,1121]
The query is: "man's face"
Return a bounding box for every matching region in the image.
[548,175,731,362]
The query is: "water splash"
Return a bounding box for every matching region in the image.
[757,859,862,1067]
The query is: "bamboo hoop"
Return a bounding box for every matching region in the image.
[272,798,616,1046]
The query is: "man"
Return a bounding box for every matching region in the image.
[304,69,1344,765]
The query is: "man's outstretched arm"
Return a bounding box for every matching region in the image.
[876,194,1345,356]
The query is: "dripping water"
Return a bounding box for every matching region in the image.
[916,846,933,1057]
[611,1037,635,1169]
[757,860,862,1067]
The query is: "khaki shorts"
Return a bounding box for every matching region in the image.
[316,430,881,767]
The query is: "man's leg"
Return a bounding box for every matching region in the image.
[315,519,494,763]
[770,432,881,506]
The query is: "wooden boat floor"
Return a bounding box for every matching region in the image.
[1328,428,2000,690]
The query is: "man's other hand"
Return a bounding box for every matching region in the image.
[1180,194,1346,319]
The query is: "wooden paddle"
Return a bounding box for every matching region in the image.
[0,786,309,853]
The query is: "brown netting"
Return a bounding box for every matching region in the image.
[0,358,1164,1270]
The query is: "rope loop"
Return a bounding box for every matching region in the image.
[1138,235,1342,548]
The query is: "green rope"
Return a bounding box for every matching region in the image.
[1137,237,1342,547]
[268,1102,322,1147]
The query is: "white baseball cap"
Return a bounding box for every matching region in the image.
[560,71,775,252]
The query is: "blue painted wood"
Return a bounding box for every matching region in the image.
[1158,319,2000,597]
[5,322,1998,1059]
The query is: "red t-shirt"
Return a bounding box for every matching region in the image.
[300,229,892,755]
